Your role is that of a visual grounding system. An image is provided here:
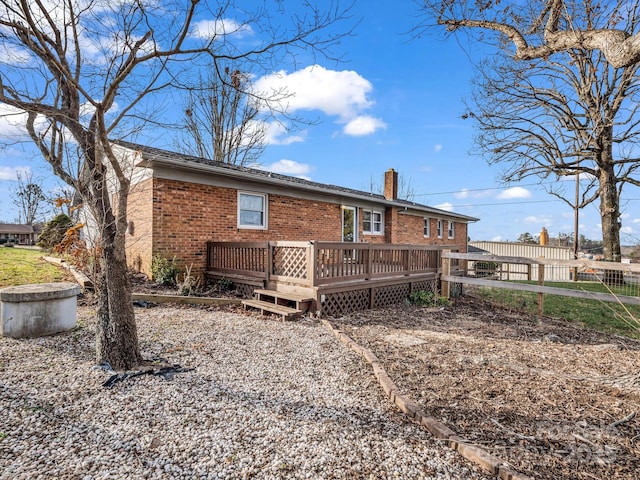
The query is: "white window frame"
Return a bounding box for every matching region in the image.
[423,217,430,238]
[437,219,443,238]
[448,220,455,239]
[362,209,384,235]
[237,191,268,230]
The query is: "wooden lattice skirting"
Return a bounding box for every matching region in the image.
[320,276,439,317]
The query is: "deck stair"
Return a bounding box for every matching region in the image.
[242,289,314,321]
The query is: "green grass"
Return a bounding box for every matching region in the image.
[0,247,71,287]
[474,281,640,338]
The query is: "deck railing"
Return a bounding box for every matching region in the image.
[206,241,453,288]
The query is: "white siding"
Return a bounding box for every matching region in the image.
[469,241,573,281]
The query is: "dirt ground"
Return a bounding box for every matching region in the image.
[333,294,640,479]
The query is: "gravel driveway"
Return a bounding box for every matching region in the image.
[0,305,488,479]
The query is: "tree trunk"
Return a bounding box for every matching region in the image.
[94,223,142,370]
[88,144,142,371]
[599,162,624,285]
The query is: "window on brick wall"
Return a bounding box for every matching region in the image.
[448,221,455,239]
[362,209,383,234]
[437,219,443,238]
[424,217,430,237]
[238,192,267,229]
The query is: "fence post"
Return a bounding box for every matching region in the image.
[537,257,545,320]
[441,249,451,298]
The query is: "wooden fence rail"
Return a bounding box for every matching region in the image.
[441,251,640,309]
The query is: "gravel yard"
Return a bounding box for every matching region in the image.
[0,304,488,480]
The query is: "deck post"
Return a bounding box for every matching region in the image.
[441,249,451,298]
[403,248,410,276]
[266,241,273,283]
[366,243,372,280]
[308,241,316,287]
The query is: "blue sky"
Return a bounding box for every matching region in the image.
[1,1,639,244]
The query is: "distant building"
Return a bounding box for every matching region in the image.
[0,223,37,245]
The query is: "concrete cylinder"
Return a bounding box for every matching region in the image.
[1,282,81,338]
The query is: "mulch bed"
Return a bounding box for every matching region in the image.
[333,295,640,479]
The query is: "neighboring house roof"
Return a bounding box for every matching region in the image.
[115,140,479,224]
[468,245,490,254]
[0,223,35,235]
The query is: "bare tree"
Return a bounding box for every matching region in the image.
[178,64,267,165]
[419,1,640,269]
[367,174,417,201]
[0,0,350,369]
[420,0,640,68]
[461,19,640,272]
[12,171,47,224]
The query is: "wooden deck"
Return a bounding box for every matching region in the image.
[205,241,459,317]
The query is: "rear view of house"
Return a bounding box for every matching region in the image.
[115,141,478,283]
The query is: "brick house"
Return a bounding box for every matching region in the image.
[114,141,478,280]
[0,223,37,245]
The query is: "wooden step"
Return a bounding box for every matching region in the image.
[242,299,302,321]
[253,289,314,303]
[252,289,314,313]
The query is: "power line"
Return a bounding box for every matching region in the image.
[412,180,602,198]
[450,199,559,208]
[451,198,640,209]
[413,183,544,197]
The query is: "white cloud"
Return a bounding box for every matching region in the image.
[190,19,253,39]
[0,166,29,181]
[264,122,306,145]
[0,43,31,65]
[435,202,454,212]
[433,144,442,153]
[454,188,469,200]
[496,187,532,200]
[343,115,386,136]
[633,218,640,224]
[524,215,552,225]
[491,235,504,242]
[621,225,634,234]
[253,65,385,136]
[261,159,313,180]
[0,104,30,137]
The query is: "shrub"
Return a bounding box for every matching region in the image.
[54,223,96,273]
[408,290,450,307]
[177,263,201,296]
[216,277,234,292]
[473,260,500,278]
[151,255,179,285]
[38,213,73,250]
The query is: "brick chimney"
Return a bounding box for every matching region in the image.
[384,168,398,201]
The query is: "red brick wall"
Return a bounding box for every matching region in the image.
[144,178,342,278]
[126,177,469,278]
[359,208,467,251]
[392,214,468,251]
